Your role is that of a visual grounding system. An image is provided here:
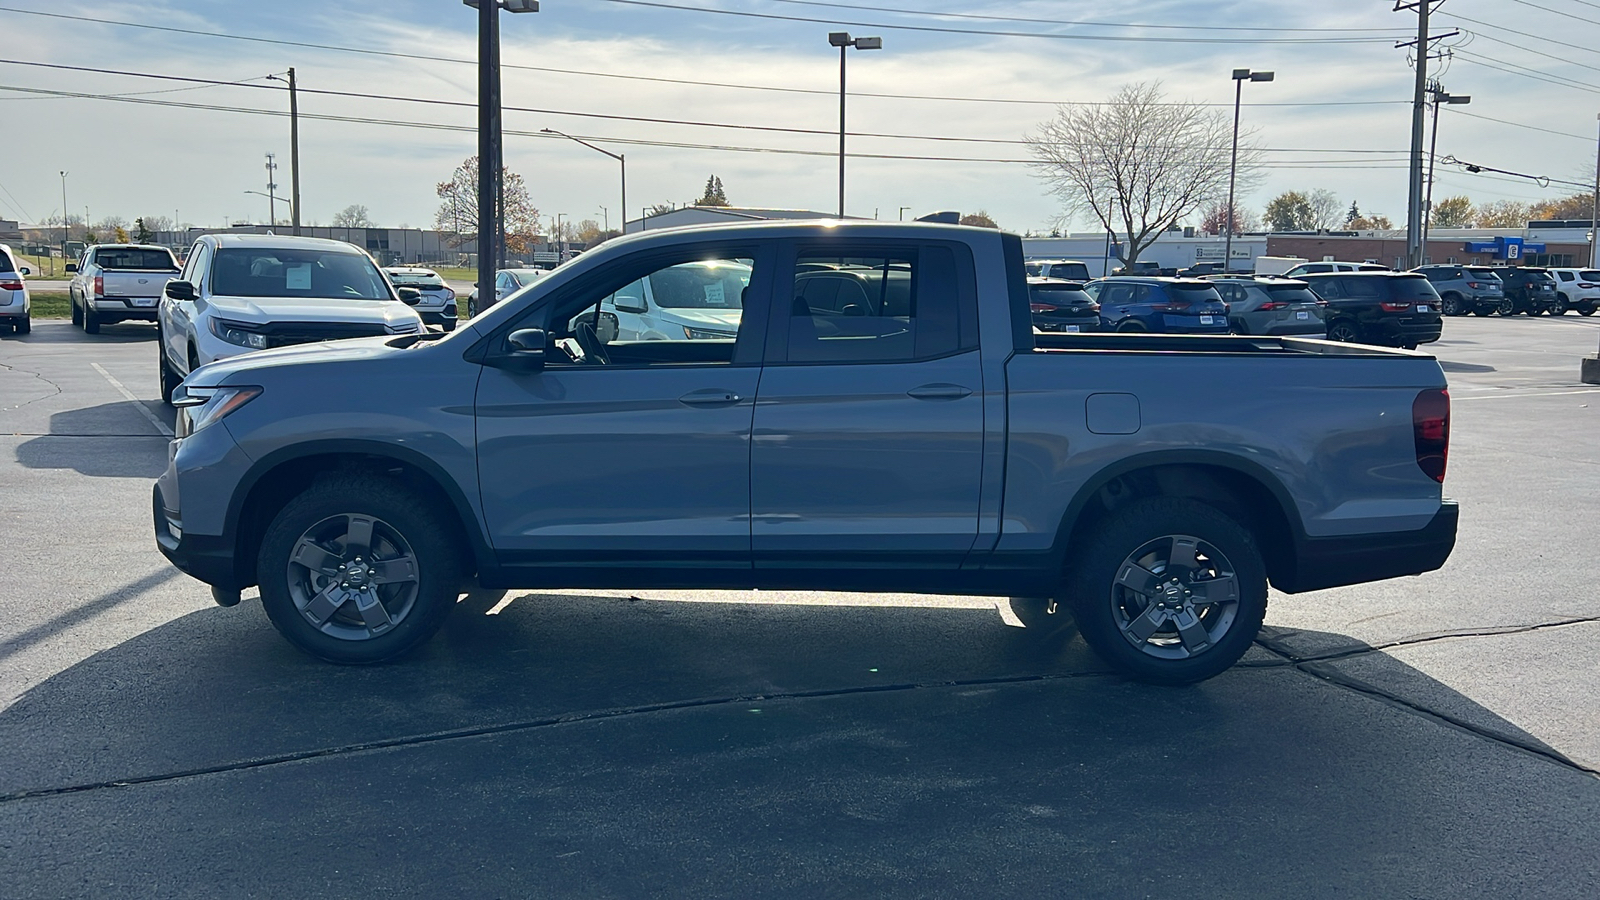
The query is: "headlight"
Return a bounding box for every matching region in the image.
[172,385,262,438]
[683,326,736,340]
[209,318,269,349]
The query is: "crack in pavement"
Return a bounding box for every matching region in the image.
[0,360,63,412]
[5,617,1595,804]
[0,670,1116,805]
[1257,615,1600,665]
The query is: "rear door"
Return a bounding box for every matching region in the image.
[750,238,985,570]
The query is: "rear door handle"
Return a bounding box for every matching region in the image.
[679,389,743,407]
[906,383,973,401]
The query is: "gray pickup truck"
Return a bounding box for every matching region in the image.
[68,243,181,333]
[154,222,1456,683]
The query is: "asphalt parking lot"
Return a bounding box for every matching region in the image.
[1,316,1598,898]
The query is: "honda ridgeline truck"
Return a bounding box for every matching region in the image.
[154,222,1457,684]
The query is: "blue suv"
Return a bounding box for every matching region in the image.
[1083,277,1230,334]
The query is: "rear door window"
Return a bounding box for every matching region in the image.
[783,244,974,364]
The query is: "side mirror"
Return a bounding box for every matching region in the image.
[492,327,547,372]
[65,263,78,274]
[165,280,197,302]
[397,287,422,306]
[595,312,619,344]
[18,265,30,276]
[613,293,647,314]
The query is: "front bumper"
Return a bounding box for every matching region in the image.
[153,423,255,589]
[1277,501,1458,594]
[154,484,244,589]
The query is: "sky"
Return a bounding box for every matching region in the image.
[0,0,1596,236]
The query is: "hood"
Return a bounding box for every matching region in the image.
[654,308,743,331]
[188,334,403,387]
[205,295,422,329]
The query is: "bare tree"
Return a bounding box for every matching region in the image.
[332,204,374,228]
[1306,189,1345,231]
[434,156,541,252]
[1028,82,1258,268]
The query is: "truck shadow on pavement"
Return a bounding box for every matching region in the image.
[16,321,158,343]
[13,401,171,478]
[1,592,1596,897]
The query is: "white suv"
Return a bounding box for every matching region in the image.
[1544,267,1600,316]
[0,243,31,335]
[600,258,749,340]
[157,234,424,403]
[1282,261,1389,278]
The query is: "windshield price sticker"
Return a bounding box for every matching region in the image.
[703,282,726,305]
[285,264,312,290]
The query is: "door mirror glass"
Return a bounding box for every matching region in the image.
[18,265,30,276]
[65,263,78,273]
[595,311,619,344]
[397,286,422,305]
[165,280,197,302]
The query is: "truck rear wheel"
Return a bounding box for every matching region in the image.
[1064,498,1267,685]
[83,305,101,334]
[71,295,83,327]
[257,475,466,664]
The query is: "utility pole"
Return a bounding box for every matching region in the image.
[288,68,301,235]
[265,153,279,228]
[1396,1,1458,269]
[1592,113,1599,268]
[59,171,68,271]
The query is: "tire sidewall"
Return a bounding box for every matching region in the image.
[1065,498,1268,685]
[257,476,463,664]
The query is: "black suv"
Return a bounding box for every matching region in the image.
[1488,266,1558,316]
[1026,277,1100,332]
[1300,272,1443,349]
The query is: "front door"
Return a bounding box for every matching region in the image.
[751,240,986,570]
[475,241,772,572]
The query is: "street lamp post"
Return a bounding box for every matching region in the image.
[1422,83,1470,258]
[1224,68,1272,275]
[541,128,625,235]
[59,170,68,272]
[465,0,538,308]
[244,191,292,225]
[828,32,881,219]
[1591,113,1599,269]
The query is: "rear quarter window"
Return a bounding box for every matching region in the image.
[1389,276,1441,299]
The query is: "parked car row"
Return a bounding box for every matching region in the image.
[0,242,33,334]
[1414,264,1593,317]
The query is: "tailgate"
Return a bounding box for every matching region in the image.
[101,271,177,300]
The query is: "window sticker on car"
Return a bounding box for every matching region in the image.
[703,282,725,305]
[286,264,312,290]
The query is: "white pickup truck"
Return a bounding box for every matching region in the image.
[68,243,182,333]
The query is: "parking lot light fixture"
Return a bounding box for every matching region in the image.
[541,128,626,236]
[1224,69,1272,274]
[1422,85,1470,253]
[829,32,882,218]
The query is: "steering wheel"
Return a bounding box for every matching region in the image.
[573,320,611,366]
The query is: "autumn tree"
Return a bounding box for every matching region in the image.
[1348,208,1394,230]
[332,204,374,228]
[434,156,542,253]
[1430,196,1475,228]
[1199,200,1256,236]
[1474,200,1533,228]
[1028,81,1256,269]
[1532,192,1595,221]
[958,210,999,228]
[1263,191,1316,231]
[696,175,729,207]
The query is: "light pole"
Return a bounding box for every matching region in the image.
[598,206,608,233]
[266,68,303,235]
[466,0,539,306]
[828,32,881,219]
[59,170,68,271]
[1591,113,1599,268]
[541,128,625,235]
[245,191,292,225]
[1224,68,1272,274]
[898,206,910,221]
[1422,83,1470,258]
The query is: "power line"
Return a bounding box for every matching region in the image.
[0,81,1421,170]
[585,0,1404,43]
[1505,0,1600,27]
[1461,30,1600,77]
[0,58,1414,154]
[756,0,1413,33]
[0,5,1408,108]
[1441,10,1600,59]
[1442,105,1593,143]
[1452,50,1600,95]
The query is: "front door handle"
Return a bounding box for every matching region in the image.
[679,389,743,407]
[906,383,973,401]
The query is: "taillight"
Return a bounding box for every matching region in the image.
[1413,389,1450,483]
[443,288,456,300]
[1030,302,1055,314]
[1259,300,1288,311]
[0,280,22,291]
[1380,301,1412,312]
[1088,303,1100,312]
[93,275,104,297]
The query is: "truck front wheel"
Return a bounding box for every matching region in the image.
[257,475,466,664]
[1064,498,1267,685]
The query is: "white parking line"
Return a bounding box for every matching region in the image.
[90,363,174,437]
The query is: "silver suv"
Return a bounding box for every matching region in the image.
[1411,264,1505,317]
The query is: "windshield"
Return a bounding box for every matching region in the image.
[1262,285,1320,304]
[648,261,751,309]
[212,248,392,301]
[386,271,446,289]
[1024,263,1042,277]
[1465,268,1500,280]
[96,248,179,271]
[1390,276,1441,298]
